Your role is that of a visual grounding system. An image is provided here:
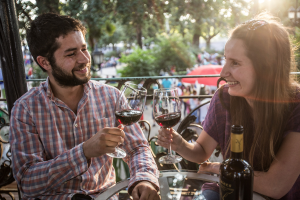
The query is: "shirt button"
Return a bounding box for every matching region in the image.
[75,124,78,127]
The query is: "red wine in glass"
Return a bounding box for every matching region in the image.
[153,88,182,164]
[155,112,181,128]
[107,82,147,158]
[115,110,143,126]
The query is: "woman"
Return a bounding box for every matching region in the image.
[183,85,192,116]
[157,13,300,200]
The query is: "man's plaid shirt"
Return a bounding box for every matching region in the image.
[9,79,159,199]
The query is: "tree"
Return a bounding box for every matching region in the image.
[99,22,123,51]
[62,0,116,51]
[36,0,60,14]
[15,0,36,42]
[169,0,250,50]
[119,34,196,77]
[152,35,196,73]
[200,18,225,49]
[15,0,61,51]
[115,0,164,48]
[119,48,156,77]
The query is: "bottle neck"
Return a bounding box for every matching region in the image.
[230,132,244,159]
[230,151,243,159]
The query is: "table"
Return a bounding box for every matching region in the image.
[95,170,266,200]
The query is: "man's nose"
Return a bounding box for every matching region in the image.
[77,51,90,64]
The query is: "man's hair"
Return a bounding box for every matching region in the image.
[26,13,86,71]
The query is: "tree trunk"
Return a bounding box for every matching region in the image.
[180,25,185,38]
[136,25,143,49]
[192,24,201,49]
[192,33,200,49]
[206,39,211,50]
[88,35,95,53]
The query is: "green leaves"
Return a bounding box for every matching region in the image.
[119,35,196,78]
[119,48,156,77]
[105,21,116,36]
[152,35,196,73]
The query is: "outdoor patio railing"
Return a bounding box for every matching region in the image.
[0,74,233,102]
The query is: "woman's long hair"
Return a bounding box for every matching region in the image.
[223,13,299,171]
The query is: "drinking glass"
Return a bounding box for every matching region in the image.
[107,82,147,158]
[153,88,183,164]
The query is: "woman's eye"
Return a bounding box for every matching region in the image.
[233,61,239,65]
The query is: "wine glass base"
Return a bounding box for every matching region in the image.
[107,148,126,158]
[159,155,182,164]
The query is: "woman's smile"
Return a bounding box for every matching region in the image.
[227,81,239,86]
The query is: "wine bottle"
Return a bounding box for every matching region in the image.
[219,125,254,200]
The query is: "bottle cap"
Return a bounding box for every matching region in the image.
[231,125,244,134]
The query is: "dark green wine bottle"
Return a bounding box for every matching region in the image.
[219,125,254,200]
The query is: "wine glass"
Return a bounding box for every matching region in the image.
[153,88,183,164]
[107,82,147,158]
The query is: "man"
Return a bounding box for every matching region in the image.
[161,73,172,89]
[9,13,159,200]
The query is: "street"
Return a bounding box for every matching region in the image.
[96,64,123,78]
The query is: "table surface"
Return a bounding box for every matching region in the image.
[95,170,266,200]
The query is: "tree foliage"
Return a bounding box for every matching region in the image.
[36,0,60,14]
[152,35,196,73]
[62,0,116,51]
[115,0,165,48]
[119,35,196,77]
[167,0,250,50]
[119,48,156,77]
[15,0,36,42]
[16,0,296,53]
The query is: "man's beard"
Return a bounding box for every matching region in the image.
[49,57,91,87]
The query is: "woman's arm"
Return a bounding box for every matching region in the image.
[197,131,300,199]
[253,131,300,199]
[157,128,218,164]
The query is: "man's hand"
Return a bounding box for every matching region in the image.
[82,127,125,159]
[131,181,160,200]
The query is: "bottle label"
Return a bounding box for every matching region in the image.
[219,173,253,200]
[219,176,236,200]
[231,133,243,153]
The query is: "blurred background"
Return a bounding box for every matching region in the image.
[16,0,300,84]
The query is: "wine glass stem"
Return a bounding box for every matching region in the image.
[169,128,172,156]
[118,124,125,145]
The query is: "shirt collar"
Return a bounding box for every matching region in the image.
[44,77,92,100]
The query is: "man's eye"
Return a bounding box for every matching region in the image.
[67,53,75,57]
[82,49,87,51]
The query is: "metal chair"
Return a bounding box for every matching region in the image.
[0,108,19,199]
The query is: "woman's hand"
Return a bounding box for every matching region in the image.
[157,128,183,152]
[198,162,221,175]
